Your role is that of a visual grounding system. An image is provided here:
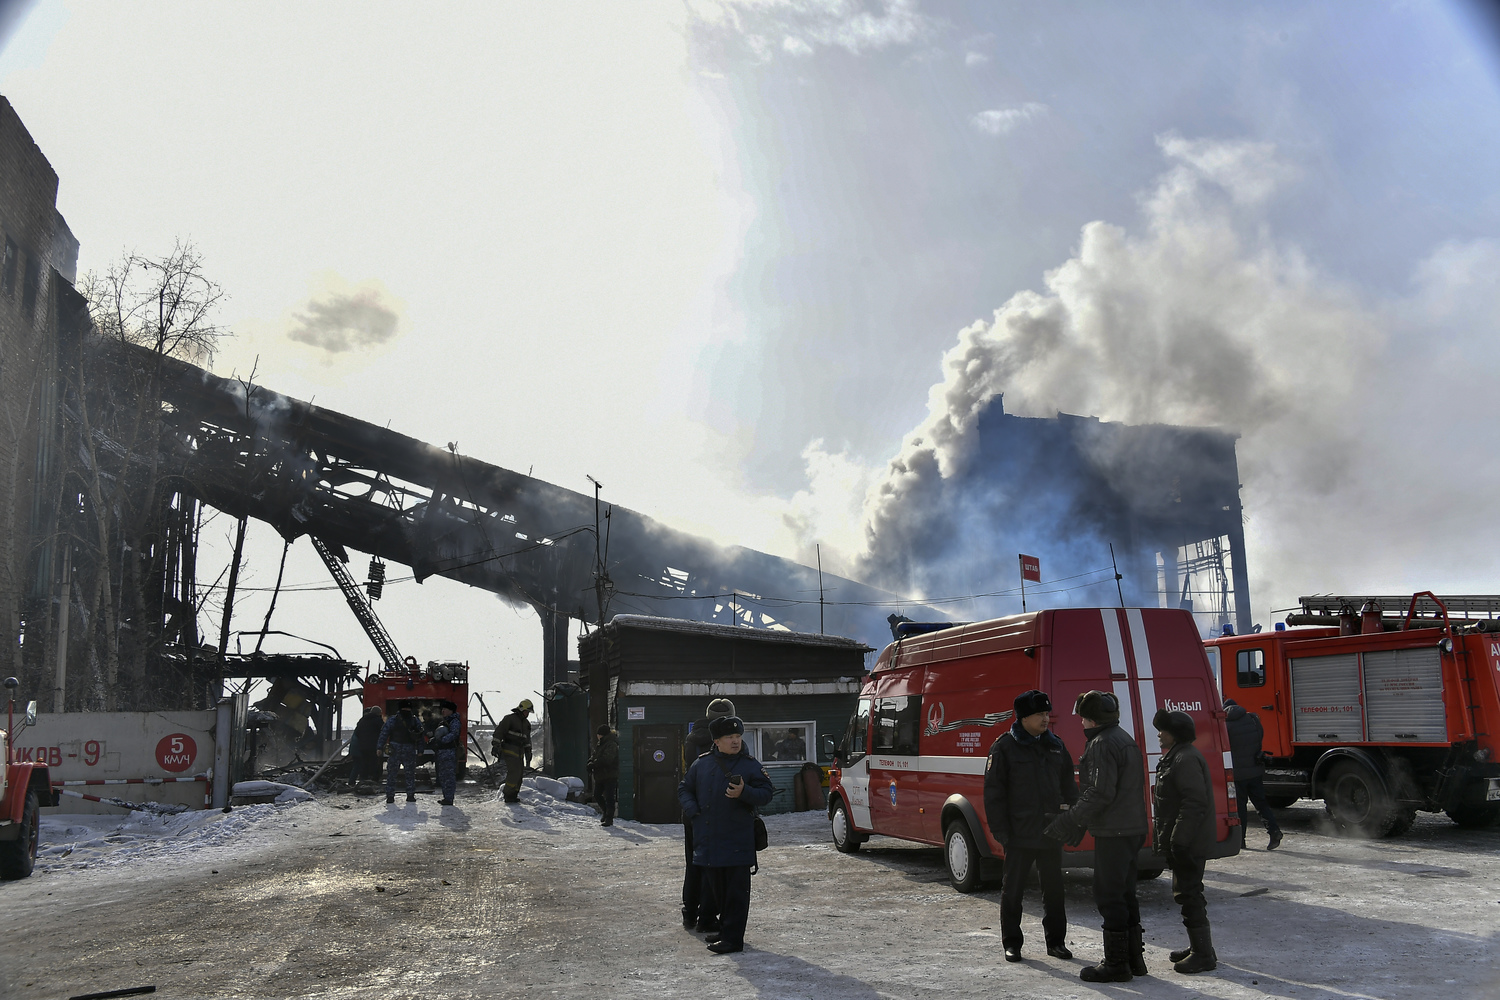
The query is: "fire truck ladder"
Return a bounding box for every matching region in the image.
[310,536,405,673]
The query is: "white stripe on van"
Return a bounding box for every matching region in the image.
[1126,608,1154,679]
[914,755,989,776]
[1101,609,1128,677]
[1138,680,1158,721]
[1113,680,1136,738]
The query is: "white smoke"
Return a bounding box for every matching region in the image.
[786,134,1500,617]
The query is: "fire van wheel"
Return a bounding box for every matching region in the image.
[943,819,984,894]
[830,799,864,853]
[1138,868,1164,881]
[1325,762,1400,838]
[1264,795,1299,810]
[0,789,40,880]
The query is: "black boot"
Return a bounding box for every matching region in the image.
[1079,929,1133,983]
[1128,924,1148,976]
[1169,943,1192,963]
[1173,924,1217,974]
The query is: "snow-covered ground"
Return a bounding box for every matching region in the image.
[6,790,1498,1000]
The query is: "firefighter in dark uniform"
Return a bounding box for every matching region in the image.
[494,699,533,803]
[1223,698,1282,850]
[588,724,620,826]
[983,689,1079,963]
[1153,708,1219,974]
[681,697,734,931]
[1045,690,1149,982]
[376,704,424,803]
[433,702,461,806]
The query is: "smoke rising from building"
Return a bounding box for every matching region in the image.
[784,134,1500,623]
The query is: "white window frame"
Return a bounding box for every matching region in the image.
[744,720,817,764]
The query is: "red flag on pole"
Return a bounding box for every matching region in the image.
[1019,554,1041,582]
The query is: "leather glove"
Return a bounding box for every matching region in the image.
[525,749,533,766]
[1043,814,1084,847]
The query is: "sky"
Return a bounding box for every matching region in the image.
[3,1,1499,722]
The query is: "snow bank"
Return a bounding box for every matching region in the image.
[232,780,314,803]
[37,799,308,873]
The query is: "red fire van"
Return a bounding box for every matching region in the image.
[827,608,1241,891]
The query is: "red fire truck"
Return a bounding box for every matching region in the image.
[2,678,56,880]
[361,658,471,774]
[1208,592,1500,836]
[827,608,1240,892]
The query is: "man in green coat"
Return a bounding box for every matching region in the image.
[1152,708,1218,974]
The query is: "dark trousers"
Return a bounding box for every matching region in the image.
[595,778,618,822]
[681,823,718,925]
[703,865,753,947]
[1091,834,1143,932]
[385,745,417,797]
[1000,845,1068,950]
[501,750,524,800]
[436,750,457,801]
[349,752,379,785]
[1171,855,1208,928]
[1236,776,1282,836]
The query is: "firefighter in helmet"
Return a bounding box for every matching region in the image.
[494,699,534,803]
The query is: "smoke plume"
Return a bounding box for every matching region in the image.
[286,280,404,355]
[787,133,1500,622]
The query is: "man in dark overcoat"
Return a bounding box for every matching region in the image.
[983,689,1078,963]
[1044,690,1149,982]
[680,697,734,931]
[1153,708,1218,974]
[677,715,773,955]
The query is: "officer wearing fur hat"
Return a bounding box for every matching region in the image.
[494,699,534,803]
[983,689,1078,963]
[681,697,735,931]
[1152,708,1218,974]
[1044,690,1149,982]
[677,715,774,954]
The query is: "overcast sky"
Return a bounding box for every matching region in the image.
[3,1,1499,719]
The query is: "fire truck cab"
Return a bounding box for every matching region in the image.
[361,658,471,775]
[827,608,1240,892]
[1208,592,1500,835]
[2,682,56,880]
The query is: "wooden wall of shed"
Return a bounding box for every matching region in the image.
[611,692,856,820]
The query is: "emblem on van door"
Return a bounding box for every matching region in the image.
[924,701,1014,736]
[889,782,898,805]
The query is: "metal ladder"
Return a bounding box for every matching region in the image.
[309,536,405,673]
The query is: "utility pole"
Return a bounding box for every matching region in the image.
[586,475,605,626]
[817,544,825,634]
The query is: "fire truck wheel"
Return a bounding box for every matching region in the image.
[1138,868,1164,881]
[1444,805,1500,828]
[830,799,864,853]
[0,789,39,880]
[1264,795,1299,810]
[1324,761,1399,837]
[943,819,984,893]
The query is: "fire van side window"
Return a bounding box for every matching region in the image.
[847,699,870,755]
[873,696,921,755]
[1237,648,1266,687]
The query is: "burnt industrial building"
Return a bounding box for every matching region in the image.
[1,95,1250,721]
